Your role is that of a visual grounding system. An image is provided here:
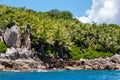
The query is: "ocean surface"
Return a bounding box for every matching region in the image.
[0,70,120,80]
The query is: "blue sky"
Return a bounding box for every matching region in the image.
[0,0,92,17]
[1,0,119,25]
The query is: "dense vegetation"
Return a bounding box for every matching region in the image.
[0,5,120,60]
[0,41,7,53]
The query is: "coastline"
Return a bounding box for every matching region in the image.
[0,54,120,72]
[0,25,120,72]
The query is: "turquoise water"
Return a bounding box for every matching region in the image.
[0,70,120,80]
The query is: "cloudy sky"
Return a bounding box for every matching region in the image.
[0,0,120,25]
[78,0,120,25]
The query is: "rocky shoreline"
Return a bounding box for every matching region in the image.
[0,48,120,72]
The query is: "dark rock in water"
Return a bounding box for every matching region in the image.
[111,54,120,63]
[4,25,21,48]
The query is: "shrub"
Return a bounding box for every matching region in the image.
[45,44,57,56]
[0,41,7,53]
[81,50,113,59]
[69,48,113,60]
[69,47,83,60]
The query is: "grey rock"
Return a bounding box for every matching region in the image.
[64,66,74,70]
[59,58,63,62]
[111,54,120,63]
[4,25,21,48]
[21,29,31,50]
[84,65,92,70]
[48,54,54,59]
[5,47,19,60]
[0,29,3,36]
[17,48,32,59]
[0,65,4,70]
[0,36,3,41]
[1,48,33,60]
[0,29,3,41]
[104,63,113,70]
[79,59,86,65]
[114,64,120,70]
[0,53,6,58]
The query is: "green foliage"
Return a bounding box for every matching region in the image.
[69,47,83,60]
[82,50,113,59]
[0,41,7,53]
[45,44,57,56]
[47,9,60,18]
[0,5,119,60]
[69,48,113,60]
[59,11,73,19]
[47,9,73,19]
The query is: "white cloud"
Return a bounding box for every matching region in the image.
[78,0,120,25]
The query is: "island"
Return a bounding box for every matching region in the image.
[0,5,120,72]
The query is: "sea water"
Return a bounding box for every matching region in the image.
[0,70,120,80]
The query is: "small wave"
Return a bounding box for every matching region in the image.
[2,70,21,72]
[0,68,66,73]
